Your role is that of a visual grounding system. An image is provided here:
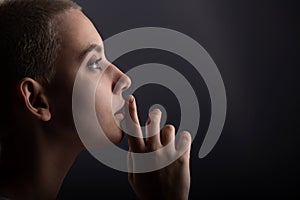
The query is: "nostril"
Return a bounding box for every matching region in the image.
[113,74,131,94]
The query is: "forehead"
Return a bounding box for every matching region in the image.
[55,9,103,61]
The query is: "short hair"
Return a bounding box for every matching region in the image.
[0,0,81,139]
[0,0,80,84]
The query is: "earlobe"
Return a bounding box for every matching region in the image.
[36,107,51,121]
[18,78,51,121]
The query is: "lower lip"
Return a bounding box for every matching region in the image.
[114,112,125,121]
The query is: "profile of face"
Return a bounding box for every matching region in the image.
[46,8,131,146]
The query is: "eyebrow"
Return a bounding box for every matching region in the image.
[79,44,102,60]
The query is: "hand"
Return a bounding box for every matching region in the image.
[125,95,191,200]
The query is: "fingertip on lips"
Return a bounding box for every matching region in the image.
[126,95,135,104]
[129,95,134,104]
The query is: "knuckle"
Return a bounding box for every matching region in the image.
[177,155,187,165]
[177,150,190,164]
[147,140,160,151]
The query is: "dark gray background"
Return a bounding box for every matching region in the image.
[57,0,299,199]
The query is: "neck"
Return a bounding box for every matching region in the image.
[0,127,83,200]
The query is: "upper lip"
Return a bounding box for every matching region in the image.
[114,101,125,115]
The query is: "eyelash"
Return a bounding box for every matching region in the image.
[87,58,103,70]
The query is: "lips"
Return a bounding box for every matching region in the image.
[114,112,125,121]
[114,101,125,121]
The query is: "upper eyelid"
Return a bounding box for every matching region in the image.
[87,57,102,64]
[86,53,102,64]
[79,44,103,61]
[84,48,104,62]
[82,50,109,70]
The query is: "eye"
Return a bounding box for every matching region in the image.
[87,58,103,70]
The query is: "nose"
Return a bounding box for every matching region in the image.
[112,68,131,95]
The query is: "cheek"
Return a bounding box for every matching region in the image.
[95,80,123,143]
[95,81,114,129]
[95,87,112,124]
[47,71,75,130]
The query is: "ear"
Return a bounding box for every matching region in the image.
[18,78,51,121]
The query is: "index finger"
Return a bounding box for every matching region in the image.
[125,95,145,152]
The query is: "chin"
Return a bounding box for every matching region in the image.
[106,127,124,144]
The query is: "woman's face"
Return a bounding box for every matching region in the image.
[47,8,131,145]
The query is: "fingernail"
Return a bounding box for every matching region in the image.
[129,95,134,104]
[152,108,161,114]
[181,132,191,144]
[126,95,134,104]
[182,136,189,144]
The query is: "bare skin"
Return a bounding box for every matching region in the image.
[126,95,191,200]
[0,8,191,200]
